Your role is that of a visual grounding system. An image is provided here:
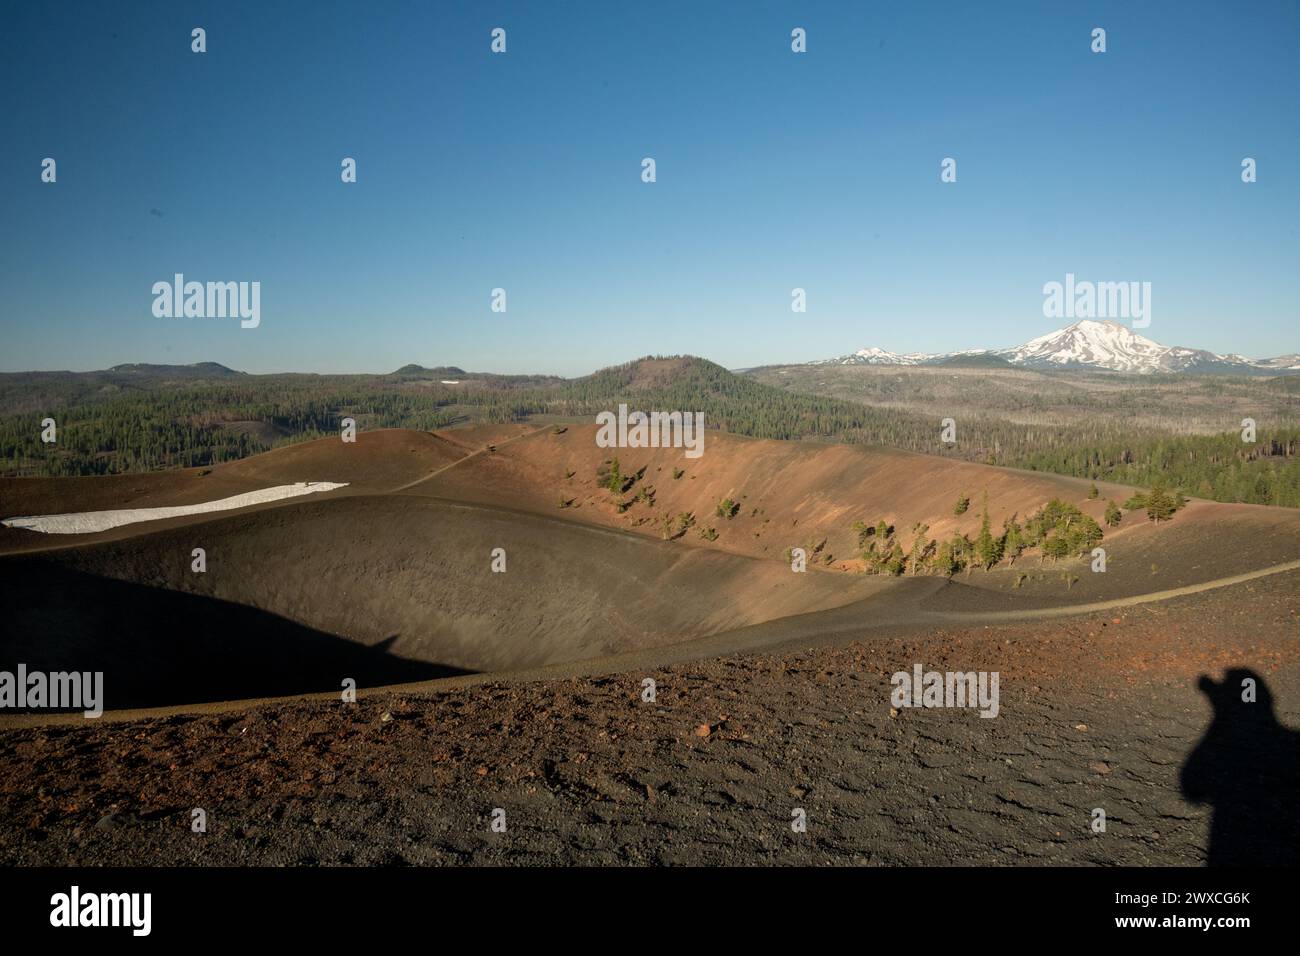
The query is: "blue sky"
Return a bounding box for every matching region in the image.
[1,0,1296,375]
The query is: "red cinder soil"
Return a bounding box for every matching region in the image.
[1,569,1296,866]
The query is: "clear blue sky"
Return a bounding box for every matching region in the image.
[1,0,1296,375]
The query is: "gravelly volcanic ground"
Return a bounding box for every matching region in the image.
[2,570,1296,866]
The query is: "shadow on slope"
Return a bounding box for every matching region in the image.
[1181,669,1300,866]
[1,495,891,705]
[0,561,468,710]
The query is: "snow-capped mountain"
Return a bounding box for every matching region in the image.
[1001,321,1168,372]
[816,320,1296,375]
[839,347,928,366]
[1256,353,1300,371]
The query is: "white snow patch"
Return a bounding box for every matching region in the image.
[2,482,349,535]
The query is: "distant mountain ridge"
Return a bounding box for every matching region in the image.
[107,362,243,378]
[816,320,1300,375]
[391,364,468,377]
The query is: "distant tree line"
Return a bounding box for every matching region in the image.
[2,357,1298,508]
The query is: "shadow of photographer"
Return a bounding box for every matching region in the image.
[1181,669,1300,866]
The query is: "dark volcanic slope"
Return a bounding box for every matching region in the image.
[0,495,885,709]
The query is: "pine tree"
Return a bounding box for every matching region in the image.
[604,457,623,493]
[1001,515,1024,566]
[1043,536,1070,562]
[907,524,930,573]
[1145,480,1176,522]
[976,497,1000,569]
[932,540,958,577]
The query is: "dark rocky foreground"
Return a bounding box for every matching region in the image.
[2,570,1297,866]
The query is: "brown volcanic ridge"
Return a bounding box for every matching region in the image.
[2,424,1299,718]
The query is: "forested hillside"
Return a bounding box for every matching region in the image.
[2,357,1298,507]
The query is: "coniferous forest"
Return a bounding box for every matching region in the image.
[2,356,1298,508]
